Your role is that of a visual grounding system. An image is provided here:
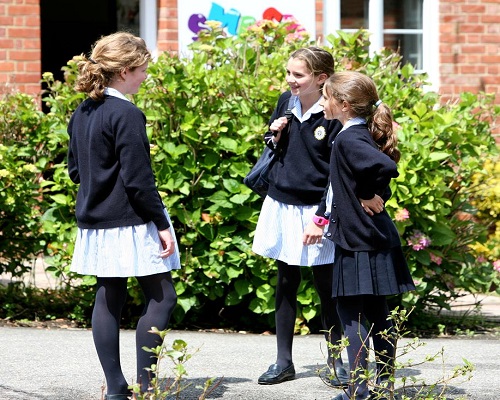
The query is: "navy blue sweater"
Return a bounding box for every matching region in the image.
[67,95,169,230]
[316,124,401,251]
[265,91,343,205]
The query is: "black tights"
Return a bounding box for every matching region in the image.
[336,295,394,399]
[92,273,177,395]
[274,260,344,369]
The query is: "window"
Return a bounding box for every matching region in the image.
[324,0,439,88]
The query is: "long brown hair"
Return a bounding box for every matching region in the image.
[323,71,400,162]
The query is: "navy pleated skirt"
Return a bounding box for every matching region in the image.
[332,244,415,297]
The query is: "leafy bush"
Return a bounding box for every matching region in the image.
[1,22,499,332]
[0,93,46,277]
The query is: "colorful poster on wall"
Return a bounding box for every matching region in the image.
[177,0,316,54]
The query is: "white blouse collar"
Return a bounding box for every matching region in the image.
[104,87,130,102]
[292,96,323,122]
[339,116,366,133]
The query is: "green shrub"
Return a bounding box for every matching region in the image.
[1,22,498,332]
[0,93,46,277]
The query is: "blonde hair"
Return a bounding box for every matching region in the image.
[323,71,400,163]
[75,32,151,101]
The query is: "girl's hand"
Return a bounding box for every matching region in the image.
[303,221,325,245]
[158,229,175,258]
[269,116,289,142]
[359,194,384,216]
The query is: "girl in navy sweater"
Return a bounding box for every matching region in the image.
[68,32,180,399]
[317,71,415,400]
[253,47,349,387]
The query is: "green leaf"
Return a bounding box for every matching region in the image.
[428,152,450,162]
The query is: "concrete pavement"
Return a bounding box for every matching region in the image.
[1,324,499,400]
[1,261,500,399]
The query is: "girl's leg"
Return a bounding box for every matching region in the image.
[275,260,301,368]
[336,295,371,399]
[92,277,129,395]
[312,264,345,370]
[364,295,395,385]
[135,272,177,393]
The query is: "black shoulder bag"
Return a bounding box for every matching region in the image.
[243,95,295,198]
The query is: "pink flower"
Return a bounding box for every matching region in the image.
[407,230,432,251]
[395,208,410,222]
[430,253,442,265]
[494,260,500,273]
[285,31,308,43]
[477,255,487,263]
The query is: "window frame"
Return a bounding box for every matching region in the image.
[323,0,439,89]
[140,0,158,59]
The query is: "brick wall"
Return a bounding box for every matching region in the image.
[439,0,499,100]
[0,0,40,96]
[440,0,500,136]
[157,0,178,52]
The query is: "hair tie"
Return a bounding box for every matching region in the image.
[374,99,382,108]
[88,57,97,64]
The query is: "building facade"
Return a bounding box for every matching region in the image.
[1,0,499,135]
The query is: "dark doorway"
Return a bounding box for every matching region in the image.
[40,0,117,83]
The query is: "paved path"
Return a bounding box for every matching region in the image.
[1,325,499,400]
[1,263,500,399]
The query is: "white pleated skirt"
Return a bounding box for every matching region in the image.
[252,196,335,266]
[70,209,181,277]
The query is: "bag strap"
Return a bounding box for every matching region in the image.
[284,95,296,122]
[282,94,296,136]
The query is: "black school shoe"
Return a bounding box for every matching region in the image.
[320,365,349,388]
[327,365,350,388]
[258,363,296,384]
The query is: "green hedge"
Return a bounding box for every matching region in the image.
[1,21,499,331]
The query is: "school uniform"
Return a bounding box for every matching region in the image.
[252,91,342,266]
[68,88,181,277]
[316,119,415,296]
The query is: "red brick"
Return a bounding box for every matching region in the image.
[440,33,458,43]
[6,27,39,38]
[466,35,481,43]
[457,24,484,33]
[482,55,500,63]
[460,65,486,74]
[25,62,40,73]
[461,5,486,13]
[482,15,500,24]
[0,15,13,25]
[487,65,499,74]
[15,36,39,49]
[481,35,499,43]
[6,5,38,15]
[9,50,38,61]
[24,15,39,27]
[461,45,487,53]
[0,38,14,48]
[482,76,500,85]
[0,61,14,71]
